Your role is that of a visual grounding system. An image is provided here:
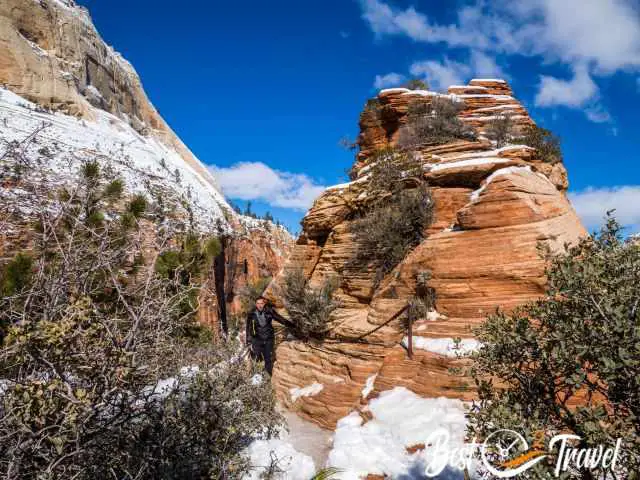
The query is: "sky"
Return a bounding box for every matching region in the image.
[76,0,640,235]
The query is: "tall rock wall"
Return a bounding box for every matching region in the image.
[269,79,586,429]
[0,0,218,192]
[0,0,293,330]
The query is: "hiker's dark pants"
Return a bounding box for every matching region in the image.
[250,338,274,375]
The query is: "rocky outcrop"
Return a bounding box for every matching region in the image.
[269,79,586,430]
[0,0,217,193]
[0,0,293,331]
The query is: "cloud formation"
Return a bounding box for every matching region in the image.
[535,64,598,108]
[569,186,640,233]
[359,0,640,121]
[210,162,326,211]
[373,72,405,89]
[409,57,469,91]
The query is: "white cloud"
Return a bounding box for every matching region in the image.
[517,0,640,73]
[359,0,640,72]
[535,64,598,108]
[470,50,509,80]
[210,162,326,211]
[409,57,470,91]
[569,186,640,233]
[359,0,640,121]
[534,65,612,122]
[584,106,612,124]
[373,72,405,89]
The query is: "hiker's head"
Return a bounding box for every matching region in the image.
[255,297,267,311]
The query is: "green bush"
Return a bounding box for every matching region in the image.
[516,124,563,164]
[397,97,475,149]
[128,193,148,217]
[0,253,33,298]
[485,112,516,148]
[281,268,339,340]
[403,78,429,90]
[348,148,433,283]
[468,216,640,478]
[0,158,281,479]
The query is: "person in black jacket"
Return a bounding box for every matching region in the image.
[245,296,294,375]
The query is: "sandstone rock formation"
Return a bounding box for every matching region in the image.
[269,79,586,429]
[0,0,216,192]
[0,0,292,330]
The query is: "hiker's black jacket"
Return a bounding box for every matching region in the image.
[246,306,293,344]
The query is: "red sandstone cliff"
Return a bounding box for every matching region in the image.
[269,79,586,429]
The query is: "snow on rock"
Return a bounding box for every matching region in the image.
[0,87,234,233]
[361,374,377,398]
[427,157,512,172]
[470,78,506,83]
[402,337,481,358]
[290,382,324,402]
[243,438,316,480]
[469,165,532,201]
[426,309,447,322]
[327,387,474,479]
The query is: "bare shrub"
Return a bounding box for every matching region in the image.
[397,97,475,149]
[515,124,563,164]
[348,149,434,283]
[280,268,339,340]
[485,112,516,147]
[0,136,281,479]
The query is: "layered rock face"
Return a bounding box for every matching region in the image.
[0,0,292,328]
[270,79,586,429]
[0,0,216,191]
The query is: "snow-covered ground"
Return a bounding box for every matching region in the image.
[0,87,234,233]
[327,387,476,479]
[243,386,479,480]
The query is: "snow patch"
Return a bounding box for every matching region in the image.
[361,374,377,398]
[327,387,473,479]
[470,78,507,83]
[427,157,512,172]
[243,438,316,480]
[0,87,233,233]
[426,310,447,322]
[289,382,323,402]
[469,165,533,201]
[402,337,481,357]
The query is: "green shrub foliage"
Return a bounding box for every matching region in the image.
[0,156,281,479]
[516,124,563,164]
[403,78,429,90]
[468,216,640,479]
[281,268,339,340]
[349,148,433,283]
[485,112,516,148]
[397,97,475,149]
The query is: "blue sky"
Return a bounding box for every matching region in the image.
[77,0,640,234]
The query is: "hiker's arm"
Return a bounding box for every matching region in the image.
[269,306,296,329]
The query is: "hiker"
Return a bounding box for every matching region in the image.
[245,296,294,375]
